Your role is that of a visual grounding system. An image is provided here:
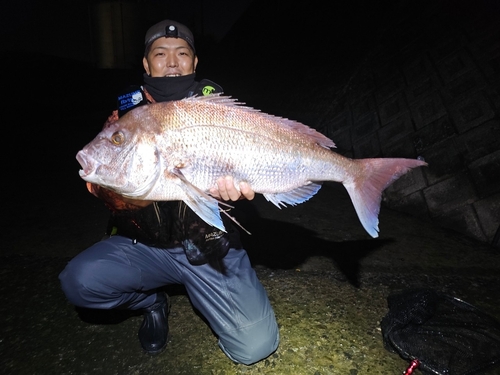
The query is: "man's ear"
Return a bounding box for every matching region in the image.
[193,56,198,72]
[143,57,150,76]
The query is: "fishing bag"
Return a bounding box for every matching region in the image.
[380,288,500,375]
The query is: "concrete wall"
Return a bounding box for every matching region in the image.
[309,0,500,246]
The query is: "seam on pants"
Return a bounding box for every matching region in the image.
[219,310,275,335]
[216,256,243,329]
[179,253,244,328]
[116,238,144,289]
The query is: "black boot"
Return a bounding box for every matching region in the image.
[138,292,169,355]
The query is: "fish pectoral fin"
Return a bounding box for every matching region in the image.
[263,183,323,208]
[182,193,227,233]
[170,167,226,232]
[170,168,252,235]
[219,207,252,236]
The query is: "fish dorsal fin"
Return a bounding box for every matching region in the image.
[263,182,323,208]
[182,94,336,150]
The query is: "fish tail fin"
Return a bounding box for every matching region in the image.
[343,158,427,238]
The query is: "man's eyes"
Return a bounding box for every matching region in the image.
[154,51,190,57]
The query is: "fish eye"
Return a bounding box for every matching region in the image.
[111,131,125,145]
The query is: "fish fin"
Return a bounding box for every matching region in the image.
[263,183,323,208]
[170,168,252,234]
[219,208,252,236]
[183,94,336,149]
[343,158,427,238]
[170,168,227,232]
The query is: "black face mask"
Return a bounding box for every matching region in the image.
[143,73,197,102]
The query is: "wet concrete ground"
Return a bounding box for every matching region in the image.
[2,169,500,374]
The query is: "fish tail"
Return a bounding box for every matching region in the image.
[343,158,427,238]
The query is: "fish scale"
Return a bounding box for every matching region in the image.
[172,125,326,191]
[77,94,427,238]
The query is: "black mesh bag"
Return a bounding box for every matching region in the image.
[380,289,500,375]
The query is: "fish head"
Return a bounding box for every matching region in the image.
[76,108,162,198]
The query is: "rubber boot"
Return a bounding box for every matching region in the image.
[138,292,169,355]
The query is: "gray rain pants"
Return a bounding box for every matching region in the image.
[59,235,279,365]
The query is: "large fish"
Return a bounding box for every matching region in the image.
[77,94,427,238]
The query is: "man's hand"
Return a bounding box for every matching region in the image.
[210,176,255,201]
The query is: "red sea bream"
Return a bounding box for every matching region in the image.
[76,94,427,237]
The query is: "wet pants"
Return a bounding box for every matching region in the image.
[59,235,279,365]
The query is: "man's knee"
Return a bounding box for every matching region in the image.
[59,257,96,307]
[218,317,280,365]
[59,253,123,308]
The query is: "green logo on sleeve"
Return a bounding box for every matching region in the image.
[202,85,216,95]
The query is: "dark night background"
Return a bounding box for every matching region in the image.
[1,0,500,374]
[1,0,399,229]
[1,0,397,111]
[2,0,499,246]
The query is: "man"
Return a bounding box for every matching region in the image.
[59,19,279,365]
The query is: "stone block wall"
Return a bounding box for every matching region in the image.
[313,0,500,246]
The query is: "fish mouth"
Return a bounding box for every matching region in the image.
[76,150,98,179]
